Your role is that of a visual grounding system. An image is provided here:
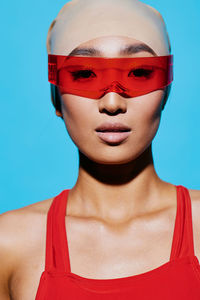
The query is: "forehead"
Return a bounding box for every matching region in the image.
[50,0,170,56]
[67,36,157,57]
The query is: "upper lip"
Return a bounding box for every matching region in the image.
[95,122,131,132]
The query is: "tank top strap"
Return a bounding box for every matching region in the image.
[45,189,70,273]
[45,186,195,271]
[170,185,195,260]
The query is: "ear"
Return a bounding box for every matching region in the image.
[55,110,63,117]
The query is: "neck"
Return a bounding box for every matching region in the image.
[68,144,174,224]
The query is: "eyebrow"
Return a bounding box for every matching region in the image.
[68,43,157,57]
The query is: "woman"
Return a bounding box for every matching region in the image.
[1,0,200,299]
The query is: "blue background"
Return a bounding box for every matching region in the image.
[1,0,200,213]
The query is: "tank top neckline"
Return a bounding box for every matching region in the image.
[45,184,199,287]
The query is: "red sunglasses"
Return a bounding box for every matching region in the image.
[48,54,173,99]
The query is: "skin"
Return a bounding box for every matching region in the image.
[56,35,172,223]
[0,1,200,299]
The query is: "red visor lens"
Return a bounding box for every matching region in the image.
[48,54,173,99]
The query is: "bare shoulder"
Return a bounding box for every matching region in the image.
[187,188,200,258]
[187,188,200,218]
[0,197,54,286]
[188,188,200,201]
[188,188,200,214]
[0,196,54,237]
[0,196,54,249]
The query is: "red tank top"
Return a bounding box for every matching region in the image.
[35,185,200,299]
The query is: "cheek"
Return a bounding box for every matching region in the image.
[60,94,95,143]
[133,90,164,119]
[129,90,164,143]
[59,90,164,164]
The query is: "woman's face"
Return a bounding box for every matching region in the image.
[57,36,166,165]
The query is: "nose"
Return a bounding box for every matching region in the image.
[98,91,127,115]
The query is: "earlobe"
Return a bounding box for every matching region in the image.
[55,110,63,117]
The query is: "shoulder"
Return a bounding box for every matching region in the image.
[0,195,54,245]
[0,196,54,244]
[0,196,54,279]
[187,188,200,258]
[188,188,200,201]
[187,188,200,218]
[188,188,200,212]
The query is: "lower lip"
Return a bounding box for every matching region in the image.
[96,131,131,144]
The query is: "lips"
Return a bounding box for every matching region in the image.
[95,122,131,132]
[95,122,131,144]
